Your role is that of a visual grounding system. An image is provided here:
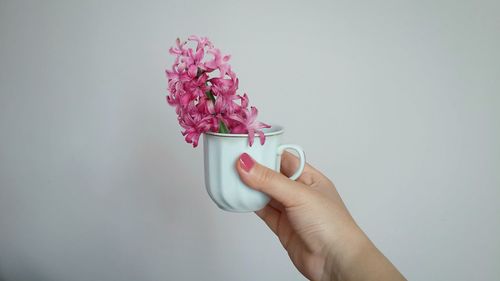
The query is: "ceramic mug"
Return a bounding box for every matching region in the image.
[203,125,306,212]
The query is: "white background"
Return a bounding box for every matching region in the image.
[1,0,499,280]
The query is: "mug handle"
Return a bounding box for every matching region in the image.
[276,144,306,181]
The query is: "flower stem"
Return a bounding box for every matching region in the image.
[218,119,229,133]
[205,90,216,103]
[204,84,228,133]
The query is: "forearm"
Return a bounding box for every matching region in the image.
[322,228,406,281]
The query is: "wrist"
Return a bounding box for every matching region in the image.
[322,226,405,281]
[321,226,377,281]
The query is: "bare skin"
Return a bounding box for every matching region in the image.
[236,152,406,281]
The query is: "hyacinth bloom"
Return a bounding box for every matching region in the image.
[165,35,270,147]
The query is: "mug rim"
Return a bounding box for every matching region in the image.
[204,124,284,137]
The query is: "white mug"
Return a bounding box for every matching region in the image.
[203,125,306,212]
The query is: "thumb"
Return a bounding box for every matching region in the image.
[236,153,308,208]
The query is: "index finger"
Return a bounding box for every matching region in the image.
[280,151,324,186]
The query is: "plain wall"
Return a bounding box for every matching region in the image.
[1,0,499,280]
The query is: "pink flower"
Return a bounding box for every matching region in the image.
[238,93,249,108]
[184,48,204,72]
[205,48,231,77]
[210,75,238,95]
[188,35,213,51]
[228,107,271,146]
[165,35,269,147]
[178,107,217,147]
[169,38,187,56]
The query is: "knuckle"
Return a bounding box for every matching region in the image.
[300,171,315,186]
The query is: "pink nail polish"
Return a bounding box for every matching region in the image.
[239,153,254,172]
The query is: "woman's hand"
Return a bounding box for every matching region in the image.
[236,152,406,281]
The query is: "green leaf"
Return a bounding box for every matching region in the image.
[218,120,230,133]
[205,90,216,102]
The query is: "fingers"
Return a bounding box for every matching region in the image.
[236,153,308,208]
[280,151,323,186]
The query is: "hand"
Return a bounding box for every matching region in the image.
[236,152,406,281]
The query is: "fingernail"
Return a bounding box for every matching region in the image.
[239,153,254,172]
